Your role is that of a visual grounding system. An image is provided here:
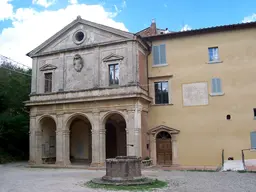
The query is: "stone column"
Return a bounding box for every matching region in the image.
[150,136,157,165]
[171,134,178,166]
[62,130,71,166]
[28,117,36,165]
[91,129,100,166]
[99,128,106,166]
[126,110,135,156]
[55,114,64,165]
[134,128,142,157]
[127,105,142,157]
[35,130,42,164]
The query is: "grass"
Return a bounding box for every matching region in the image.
[237,170,256,173]
[85,179,168,191]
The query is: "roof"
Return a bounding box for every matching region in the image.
[26,16,135,57]
[143,21,256,40]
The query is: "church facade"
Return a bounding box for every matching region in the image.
[26,16,256,168]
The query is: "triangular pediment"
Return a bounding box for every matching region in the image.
[39,64,57,71]
[102,53,124,62]
[27,16,134,57]
[148,125,180,135]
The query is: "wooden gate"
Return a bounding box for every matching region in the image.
[156,131,172,165]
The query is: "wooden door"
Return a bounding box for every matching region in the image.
[156,132,172,165]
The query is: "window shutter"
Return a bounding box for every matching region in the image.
[160,44,166,64]
[216,78,222,93]
[153,46,160,65]
[211,78,217,93]
[250,131,256,149]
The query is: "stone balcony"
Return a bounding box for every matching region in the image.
[25,85,151,106]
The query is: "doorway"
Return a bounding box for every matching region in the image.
[156,131,172,165]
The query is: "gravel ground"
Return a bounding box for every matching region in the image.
[0,163,256,192]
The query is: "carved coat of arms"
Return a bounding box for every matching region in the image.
[73,54,84,72]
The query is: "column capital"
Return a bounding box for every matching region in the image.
[55,130,62,134]
[99,129,106,134]
[171,134,178,142]
[62,130,70,135]
[35,131,42,136]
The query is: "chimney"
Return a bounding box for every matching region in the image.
[150,19,157,35]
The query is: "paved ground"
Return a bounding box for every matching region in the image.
[0,163,256,192]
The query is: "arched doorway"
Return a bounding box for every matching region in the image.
[156,131,172,165]
[39,116,56,164]
[69,115,92,165]
[105,113,127,159]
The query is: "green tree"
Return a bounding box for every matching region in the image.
[0,62,31,163]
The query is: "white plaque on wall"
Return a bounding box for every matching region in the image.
[182,82,208,106]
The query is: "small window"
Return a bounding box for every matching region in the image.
[250,131,256,149]
[211,78,223,95]
[154,81,169,104]
[153,44,166,65]
[44,73,52,93]
[253,108,256,119]
[208,47,219,62]
[109,64,119,85]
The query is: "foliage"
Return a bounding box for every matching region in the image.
[0,62,31,163]
[85,179,168,191]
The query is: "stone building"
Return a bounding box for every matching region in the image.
[25,16,150,166]
[26,16,256,168]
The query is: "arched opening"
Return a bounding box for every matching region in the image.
[105,113,127,159]
[40,117,56,164]
[69,115,92,165]
[156,131,172,165]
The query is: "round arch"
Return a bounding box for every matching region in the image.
[38,115,57,164]
[66,113,92,165]
[65,112,93,130]
[101,110,127,126]
[103,111,127,159]
[37,115,57,131]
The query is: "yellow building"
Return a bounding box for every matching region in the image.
[26,16,256,169]
[139,21,256,167]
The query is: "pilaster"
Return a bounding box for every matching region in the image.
[28,116,36,165]
[171,134,178,165]
[35,130,42,164]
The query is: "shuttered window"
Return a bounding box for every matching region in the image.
[250,131,256,149]
[44,73,52,93]
[153,44,166,65]
[211,78,222,94]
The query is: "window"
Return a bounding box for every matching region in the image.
[154,81,169,104]
[254,108,256,119]
[211,78,223,95]
[109,64,119,85]
[44,73,52,93]
[153,44,166,65]
[208,47,219,62]
[250,131,256,149]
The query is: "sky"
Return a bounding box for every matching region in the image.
[1,0,256,67]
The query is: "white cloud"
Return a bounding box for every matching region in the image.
[0,0,13,20]
[32,0,56,8]
[68,0,78,5]
[181,24,192,31]
[0,4,127,67]
[242,14,256,23]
